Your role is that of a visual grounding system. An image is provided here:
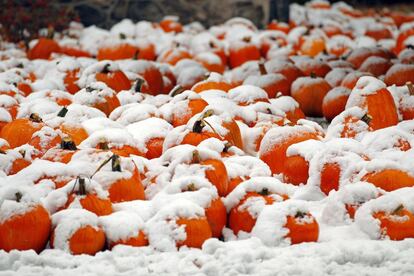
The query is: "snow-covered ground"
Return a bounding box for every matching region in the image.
[2,238,414,275]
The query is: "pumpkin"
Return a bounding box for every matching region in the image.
[346,47,394,69]
[0,113,45,148]
[384,64,414,86]
[64,69,81,94]
[322,87,351,121]
[99,211,148,249]
[259,122,322,174]
[27,37,61,60]
[228,190,276,235]
[243,61,290,98]
[92,154,146,203]
[28,127,62,158]
[300,36,326,57]
[345,76,398,130]
[194,52,226,74]
[95,64,131,92]
[50,209,105,255]
[157,47,192,66]
[121,60,164,95]
[362,169,414,192]
[229,37,261,68]
[0,191,51,253]
[285,211,319,244]
[295,59,331,78]
[373,205,414,240]
[291,75,332,117]
[320,162,341,195]
[64,178,113,216]
[358,56,392,77]
[176,217,212,248]
[265,61,303,94]
[283,155,309,185]
[159,17,183,33]
[399,82,414,120]
[42,137,78,164]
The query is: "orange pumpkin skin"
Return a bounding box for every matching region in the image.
[171,99,209,127]
[362,169,414,192]
[181,132,222,147]
[320,163,341,195]
[205,198,227,238]
[135,65,164,95]
[229,43,261,68]
[158,48,192,66]
[0,115,44,148]
[108,168,146,203]
[322,88,351,121]
[373,207,414,240]
[283,155,309,185]
[345,204,358,219]
[7,155,31,175]
[92,94,121,117]
[284,214,319,244]
[145,137,164,159]
[65,193,113,217]
[109,230,148,249]
[200,159,229,197]
[68,226,106,255]
[260,131,319,175]
[365,88,399,130]
[59,124,89,146]
[159,19,183,33]
[227,176,248,194]
[0,205,51,253]
[192,81,233,93]
[291,77,332,117]
[229,192,275,235]
[176,217,212,248]
[384,64,414,86]
[96,71,131,93]
[97,44,140,61]
[64,69,81,94]
[27,38,61,60]
[60,46,91,58]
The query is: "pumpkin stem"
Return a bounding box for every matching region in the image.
[223,142,232,153]
[185,183,197,192]
[169,85,185,97]
[61,137,77,150]
[361,113,372,125]
[15,192,22,202]
[259,187,270,196]
[192,110,214,133]
[29,113,43,123]
[134,78,145,93]
[119,33,127,40]
[295,211,306,218]
[392,204,405,215]
[310,72,317,78]
[407,82,414,96]
[101,63,111,74]
[0,149,5,154]
[209,40,216,49]
[46,26,54,39]
[192,150,201,164]
[18,149,26,158]
[258,60,267,75]
[201,118,224,140]
[85,86,94,93]
[97,141,110,150]
[57,107,68,117]
[91,154,117,178]
[111,154,122,172]
[133,49,140,60]
[242,36,251,43]
[77,178,87,196]
[406,45,414,50]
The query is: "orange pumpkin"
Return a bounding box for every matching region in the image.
[27,37,61,60]
[346,77,398,130]
[0,192,51,253]
[322,87,351,121]
[176,217,212,248]
[291,75,332,117]
[284,211,319,244]
[0,113,45,148]
[42,137,78,164]
[373,205,414,240]
[384,64,414,86]
[362,169,414,192]
[95,64,131,92]
[229,37,261,68]
[64,178,113,216]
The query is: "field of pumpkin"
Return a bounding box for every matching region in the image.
[2,0,414,274]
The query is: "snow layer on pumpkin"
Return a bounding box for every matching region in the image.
[146,199,206,251]
[326,106,370,140]
[51,209,101,252]
[109,103,159,126]
[345,76,387,110]
[99,211,146,244]
[252,200,316,246]
[79,128,140,150]
[224,155,271,179]
[81,117,123,135]
[355,187,414,240]
[227,85,268,104]
[321,182,382,226]
[43,178,109,214]
[223,177,296,212]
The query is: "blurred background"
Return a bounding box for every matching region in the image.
[1,0,414,42]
